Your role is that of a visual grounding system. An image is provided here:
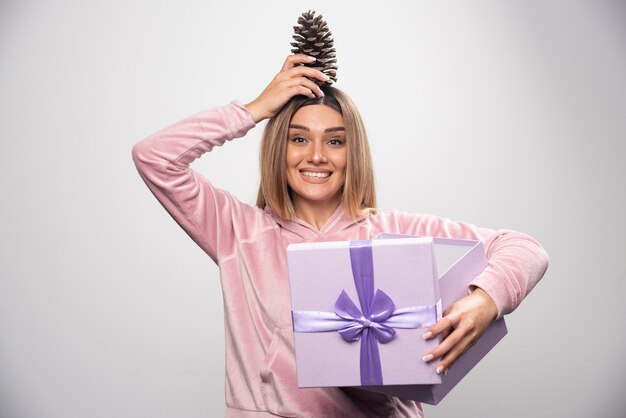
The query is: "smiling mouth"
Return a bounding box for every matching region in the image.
[300,170,331,179]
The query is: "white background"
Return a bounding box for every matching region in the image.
[1,1,624,417]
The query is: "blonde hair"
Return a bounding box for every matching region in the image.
[256,86,376,220]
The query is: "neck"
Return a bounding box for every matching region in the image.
[293,198,341,231]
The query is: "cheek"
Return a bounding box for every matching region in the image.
[285,145,304,168]
[333,150,348,172]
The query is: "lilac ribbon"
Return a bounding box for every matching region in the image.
[292,240,439,386]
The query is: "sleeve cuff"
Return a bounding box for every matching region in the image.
[230,99,257,130]
[467,273,511,320]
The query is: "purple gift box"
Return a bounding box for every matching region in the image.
[287,237,445,388]
[363,234,508,405]
[287,234,508,405]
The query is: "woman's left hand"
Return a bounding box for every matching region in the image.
[421,288,498,374]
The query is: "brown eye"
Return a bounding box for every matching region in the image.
[328,138,345,146]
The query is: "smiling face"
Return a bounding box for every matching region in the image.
[286,104,348,216]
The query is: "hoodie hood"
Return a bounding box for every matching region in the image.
[264,201,370,240]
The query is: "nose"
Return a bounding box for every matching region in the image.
[307,140,328,164]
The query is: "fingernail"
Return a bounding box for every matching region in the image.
[444,368,449,376]
[422,354,433,362]
[436,366,444,375]
[308,56,317,61]
[422,331,432,340]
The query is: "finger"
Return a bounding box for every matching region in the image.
[300,78,325,97]
[441,327,453,341]
[290,76,325,97]
[285,65,331,84]
[422,315,458,340]
[281,54,317,71]
[289,85,317,99]
[273,67,327,91]
[424,324,466,362]
[437,333,476,374]
[280,76,325,98]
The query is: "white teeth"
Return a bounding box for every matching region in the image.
[301,171,330,178]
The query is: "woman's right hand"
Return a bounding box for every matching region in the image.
[244,54,330,124]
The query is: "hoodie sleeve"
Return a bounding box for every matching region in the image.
[131,100,257,263]
[393,211,549,319]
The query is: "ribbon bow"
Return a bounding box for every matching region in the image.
[334,289,397,344]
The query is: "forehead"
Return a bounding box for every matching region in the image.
[289,105,344,131]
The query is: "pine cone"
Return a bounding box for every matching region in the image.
[290,10,338,86]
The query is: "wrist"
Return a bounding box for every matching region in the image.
[471,287,498,321]
[243,100,267,124]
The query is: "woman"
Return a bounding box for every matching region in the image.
[132,54,549,417]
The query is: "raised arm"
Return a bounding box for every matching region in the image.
[131,54,329,262]
[131,101,256,262]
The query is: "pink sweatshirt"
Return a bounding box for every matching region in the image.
[131,100,549,418]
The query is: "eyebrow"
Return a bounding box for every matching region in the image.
[289,124,345,133]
